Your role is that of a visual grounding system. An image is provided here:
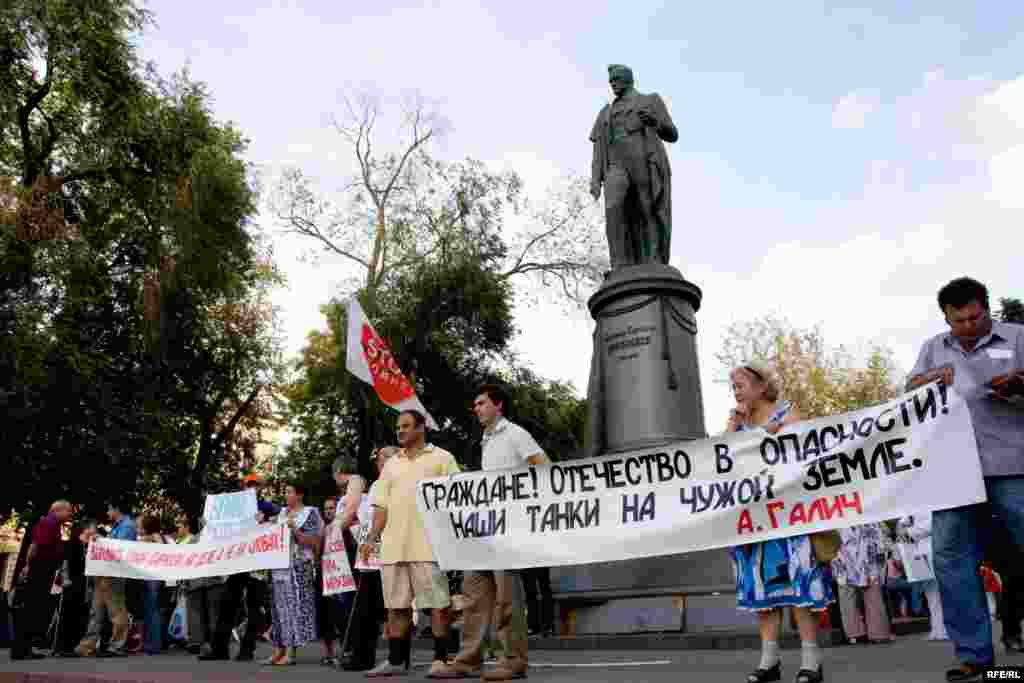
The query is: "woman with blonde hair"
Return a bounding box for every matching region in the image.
[727,361,833,683]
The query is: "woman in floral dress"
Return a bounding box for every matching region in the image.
[830,523,893,644]
[265,481,323,666]
[728,361,833,683]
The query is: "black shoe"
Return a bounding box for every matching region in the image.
[1004,636,1024,653]
[186,644,202,655]
[746,662,781,683]
[341,658,376,671]
[234,650,255,662]
[946,664,985,683]
[198,650,231,661]
[10,652,46,661]
[794,666,823,683]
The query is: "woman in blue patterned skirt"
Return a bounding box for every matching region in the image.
[727,361,833,683]
[265,481,323,666]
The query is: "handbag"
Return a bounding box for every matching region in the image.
[810,530,842,563]
[896,540,935,583]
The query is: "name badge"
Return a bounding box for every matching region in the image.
[988,349,1013,360]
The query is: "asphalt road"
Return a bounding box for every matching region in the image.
[2,632,1023,683]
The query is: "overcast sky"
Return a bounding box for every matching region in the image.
[138,1,1024,435]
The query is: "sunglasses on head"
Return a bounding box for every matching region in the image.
[743,366,764,381]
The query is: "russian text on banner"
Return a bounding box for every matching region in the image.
[418,383,986,571]
[353,495,381,571]
[201,489,259,542]
[87,523,290,581]
[322,521,356,595]
[345,297,438,429]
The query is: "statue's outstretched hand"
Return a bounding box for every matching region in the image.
[638,108,658,127]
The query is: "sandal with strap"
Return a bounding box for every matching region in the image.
[747,662,781,683]
[794,666,823,683]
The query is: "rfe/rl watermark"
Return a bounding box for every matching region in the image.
[986,666,1024,680]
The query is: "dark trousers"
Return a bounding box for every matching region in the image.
[55,587,89,653]
[12,560,59,656]
[346,569,384,662]
[520,567,554,634]
[142,581,163,654]
[211,574,266,655]
[998,566,1024,640]
[186,584,224,647]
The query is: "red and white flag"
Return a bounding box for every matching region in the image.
[345,298,438,429]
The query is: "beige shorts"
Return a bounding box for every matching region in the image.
[381,561,451,610]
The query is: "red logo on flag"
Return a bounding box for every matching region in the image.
[361,324,415,405]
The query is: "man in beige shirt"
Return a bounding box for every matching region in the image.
[362,409,460,678]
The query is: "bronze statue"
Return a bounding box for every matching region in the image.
[590,65,677,268]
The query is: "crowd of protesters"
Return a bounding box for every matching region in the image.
[5,276,1023,683]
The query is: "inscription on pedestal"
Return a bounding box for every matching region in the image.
[604,324,656,362]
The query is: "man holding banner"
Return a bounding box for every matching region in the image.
[435,385,548,681]
[199,476,279,663]
[906,277,1024,683]
[361,410,460,678]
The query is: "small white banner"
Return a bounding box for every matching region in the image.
[322,521,356,595]
[201,490,259,542]
[353,495,381,572]
[86,523,289,580]
[418,384,986,571]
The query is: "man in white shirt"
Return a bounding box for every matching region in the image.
[437,385,548,681]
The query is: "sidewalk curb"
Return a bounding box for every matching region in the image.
[412,619,930,652]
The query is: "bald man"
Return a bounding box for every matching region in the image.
[13,500,73,660]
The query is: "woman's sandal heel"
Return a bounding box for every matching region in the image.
[747,662,781,683]
[795,665,823,683]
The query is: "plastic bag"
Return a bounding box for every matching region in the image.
[168,592,188,641]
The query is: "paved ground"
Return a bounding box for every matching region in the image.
[2,630,1023,683]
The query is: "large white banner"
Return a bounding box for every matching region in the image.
[201,490,259,541]
[419,384,987,571]
[86,523,290,580]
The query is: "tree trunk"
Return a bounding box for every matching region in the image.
[365,206,386,295]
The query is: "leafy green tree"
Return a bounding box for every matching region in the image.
[999,297,1023,324]
[0,1,281,523]
[272,96,597,489]
[277,249,586,491]
[715,315,901,422]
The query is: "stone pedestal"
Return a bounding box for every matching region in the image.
[584,264,706,456]
[552,264,737,635]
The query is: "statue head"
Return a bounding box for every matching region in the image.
[607,64,635,96]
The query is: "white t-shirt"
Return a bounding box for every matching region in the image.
[481,418,544,472]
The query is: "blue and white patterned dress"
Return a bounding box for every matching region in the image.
[270,507,323,647]
[729,401,834,612]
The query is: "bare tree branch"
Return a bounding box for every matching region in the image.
[279,212,370,269]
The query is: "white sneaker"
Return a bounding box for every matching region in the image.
[366,660,409,677]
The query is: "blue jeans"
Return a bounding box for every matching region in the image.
[933,476,1024,665]
[884,576,923,615]
[142,581,163,654]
